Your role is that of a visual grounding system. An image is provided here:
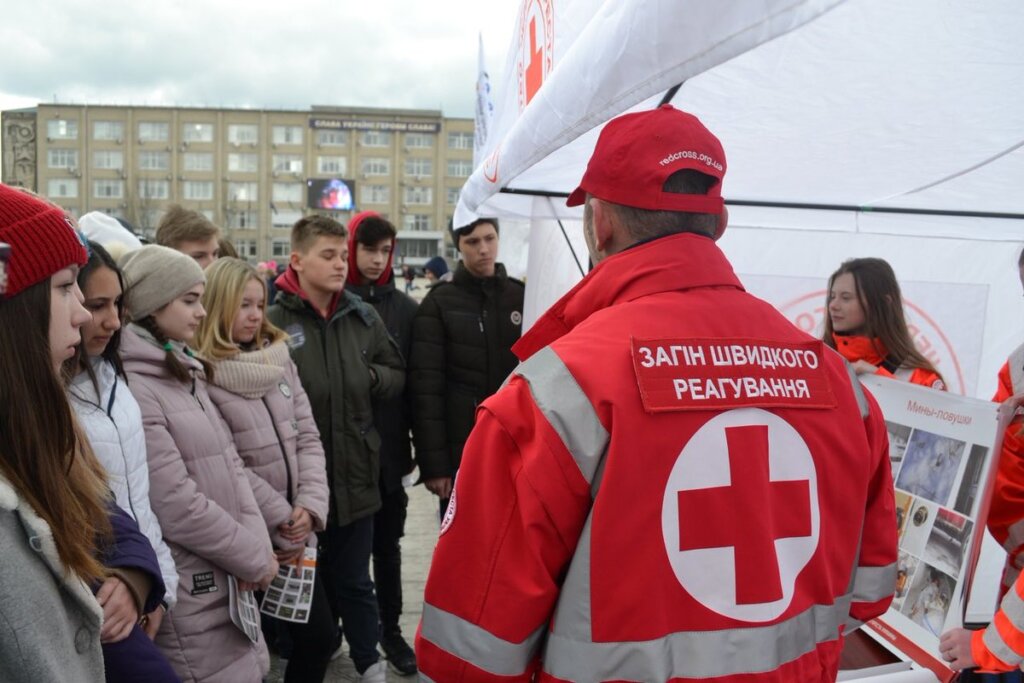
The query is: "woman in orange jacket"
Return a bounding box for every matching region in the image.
[822,257,945,390]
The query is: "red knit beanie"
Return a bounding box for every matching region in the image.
[0,184,88,296]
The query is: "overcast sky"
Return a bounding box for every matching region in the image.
[0,0,520,119]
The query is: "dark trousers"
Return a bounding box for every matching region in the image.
[319,516,380,673]
[281,570,336,683]
[959,672,1024,682]
[373,486,409,633]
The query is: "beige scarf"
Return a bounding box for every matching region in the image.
[210,340,290,399]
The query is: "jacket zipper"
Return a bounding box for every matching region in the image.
[263,396,295,506]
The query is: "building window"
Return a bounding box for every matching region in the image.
[99,207,125,219]
[401,214,433,231]
[272,209,303,229]
[138,122,169,142]
[93,150,124,170]
[47,120,78,140]
[317,156,347,175]
[272,155,304,173]
[403,186,433,205]
[272,126,303,145]
[272,183,303,203]
[138,180,170,199]
[183,152,214,172]
[183,181,214,201]
[405,158,433,177]
[227,153,259,173]
[228,124,259,145]
[447,160,473,177]
[93,121,124,141]
[47,149,79,170]
[405,133,434,149]
[183,123,214,143]
[397,237,439,259]
[47,179,78,198]
[361,158,390,176]
[446,187,460,205]
[227,182,258,202]
[361,131,391,147]
[448,132,473,149]
[317,130,348,147]
[271,238,292,257]
[234,239,258,258]
[361,185,390,204]
[139,151,170,171]
[93,180,124,199]
[227,210,259,229]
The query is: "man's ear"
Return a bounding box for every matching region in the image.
[590,198,615,252]
[712,205,729,241]
[289,250,303,272]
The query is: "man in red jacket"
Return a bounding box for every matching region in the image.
[414,105,898,682]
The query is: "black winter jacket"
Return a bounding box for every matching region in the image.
[348,275,418,493]
[409,262,525,480]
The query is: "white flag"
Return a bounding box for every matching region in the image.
[473,32,494,170]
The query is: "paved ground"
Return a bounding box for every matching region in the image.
[268,483,439,681]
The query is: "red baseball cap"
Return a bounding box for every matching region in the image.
[567,105,726,214]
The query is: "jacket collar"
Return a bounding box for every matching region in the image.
[347,273,396,304]
[452,261,509,289]
[276,282,378,327]
[120,325,203,379]
[274,266,343,319]
[513,233,743,360]
[832,333,890,367]
[0,471,103,622]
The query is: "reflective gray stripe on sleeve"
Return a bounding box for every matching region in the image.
[543,595,852,681]
[550,510,595,641]
[846,363,870,418]
[420,602,544,676]
[515,346,609,487]
[851,563,897,603]
[983,583,1024,667]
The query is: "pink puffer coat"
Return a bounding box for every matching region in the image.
[205,341,329,550]
[121,326,274,683]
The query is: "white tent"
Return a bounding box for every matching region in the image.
[462,0,1024,399]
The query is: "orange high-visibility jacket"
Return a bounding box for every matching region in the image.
[831,334,945,390]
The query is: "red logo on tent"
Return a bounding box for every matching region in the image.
[517,0,554,111]
[483,148,500,184]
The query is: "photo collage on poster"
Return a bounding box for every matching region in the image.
[887,421,988,638]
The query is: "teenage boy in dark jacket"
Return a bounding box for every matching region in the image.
[345,211,418,675]
[409,218,525,516]
[268,215,404,682]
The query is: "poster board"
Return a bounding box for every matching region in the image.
[857,375,1004,682]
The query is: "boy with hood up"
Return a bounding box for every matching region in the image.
[345,211,418,675]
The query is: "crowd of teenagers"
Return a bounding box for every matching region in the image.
[4,172,1024,683]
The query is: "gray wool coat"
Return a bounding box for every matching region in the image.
[0,471,105,682]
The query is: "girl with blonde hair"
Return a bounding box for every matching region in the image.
[195,257,333,683]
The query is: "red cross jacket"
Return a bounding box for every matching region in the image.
[989,343,1024,597]
[415,233,897,682]
[831,334,945,390]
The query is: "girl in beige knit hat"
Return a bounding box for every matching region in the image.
[194,257,334,681]
[118,245,280,681]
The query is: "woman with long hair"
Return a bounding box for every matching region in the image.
[66,241,179,632]
[195,257,333,682]
[119,245,277,682]
[822,257,945,389]
[0,184,112,680]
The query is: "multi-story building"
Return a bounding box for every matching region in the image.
[2,103,476,264]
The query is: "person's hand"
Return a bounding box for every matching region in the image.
[939,628,977,671]
[259,557,281,591]
[97,577,139,643]
[425,477,453,499]
[140,604,165,640]
[851,360,878,375]
[275,546,304,566]
[278,506,313,542]
[998,392,1024,424]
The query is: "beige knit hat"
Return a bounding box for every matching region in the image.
[120,244,206,320]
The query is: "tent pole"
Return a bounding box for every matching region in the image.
[548,197,586,277]
[658,83,683,107]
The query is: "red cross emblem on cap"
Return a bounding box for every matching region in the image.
[661,408,820,622]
